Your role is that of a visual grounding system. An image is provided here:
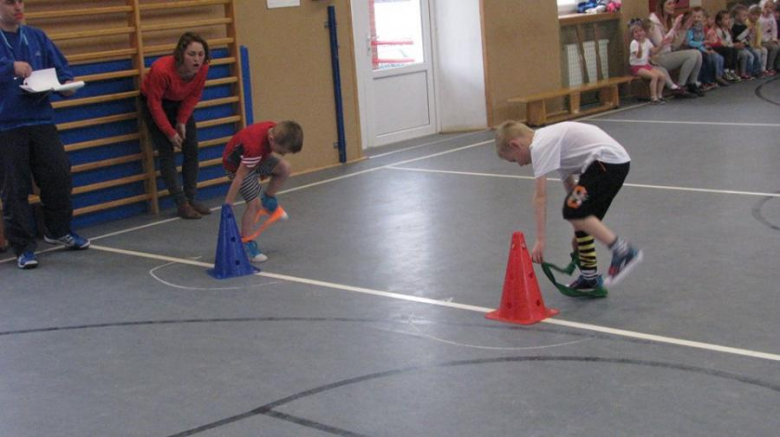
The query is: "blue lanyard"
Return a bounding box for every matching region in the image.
[0,26,29,61]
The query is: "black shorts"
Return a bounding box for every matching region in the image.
[562,161,630,220]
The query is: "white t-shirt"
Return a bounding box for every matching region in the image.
[530,122,631,179]
[629,39,654,66]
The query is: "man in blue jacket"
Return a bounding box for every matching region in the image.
[1,0,89,269]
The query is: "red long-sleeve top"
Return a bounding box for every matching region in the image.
[141,55,208,138]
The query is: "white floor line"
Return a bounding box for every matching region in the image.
[91,217,182,242]
[590,118,780,128]
[578,102,650,120]
[368,130,490,159]
[149,261,282,291]
[89,244,780,363]
[17,139,493,253]
[279,139,494,196]
[387,166,780,198]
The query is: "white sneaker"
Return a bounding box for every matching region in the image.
[243,240,268,263]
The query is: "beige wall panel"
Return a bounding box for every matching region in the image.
[481,0,562,126]
[234,1,362,173]
[702,0,727,12]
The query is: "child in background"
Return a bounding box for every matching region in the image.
[749,4,771,75]
[709,10,741,82]
[687,7,726,88]
[776,2,780,31]
[628,19,676,104]
[759,0,779,73]
[222,121,303,263]
[731,4,761,79]
[495,121,643,289]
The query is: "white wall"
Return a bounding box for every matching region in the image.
[431,0,488,132]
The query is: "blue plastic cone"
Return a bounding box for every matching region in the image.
[208,204,258,279]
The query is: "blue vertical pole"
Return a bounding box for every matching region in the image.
[240,46,254,126]
[328,5,347,163]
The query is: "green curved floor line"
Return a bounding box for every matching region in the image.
[541,252,608,298]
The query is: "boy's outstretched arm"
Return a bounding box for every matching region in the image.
[531,176,548,263]
[263,159,292,197]
[225,163,249,205]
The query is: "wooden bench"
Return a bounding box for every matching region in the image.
[508,76,636,126]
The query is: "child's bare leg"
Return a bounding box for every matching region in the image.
[654,69,666,96]
[568,216,616,247]
[637,69,658,100]
[242,198,262,237]
[656,65,676,88]
[569,216,642,286]
[264,159,292,197]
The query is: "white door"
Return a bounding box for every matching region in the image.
[352,0,437,149]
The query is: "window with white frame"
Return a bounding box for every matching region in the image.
[557,0,579,15]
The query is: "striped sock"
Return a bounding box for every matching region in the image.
[576,231,598,279]
[609,236,629,257]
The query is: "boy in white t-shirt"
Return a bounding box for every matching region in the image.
[495,121,643,289]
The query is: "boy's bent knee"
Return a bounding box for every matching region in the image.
[273,159,292,177]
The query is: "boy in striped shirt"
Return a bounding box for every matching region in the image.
[223,121,303,262]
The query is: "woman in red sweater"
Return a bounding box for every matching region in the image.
[141,32,210,219]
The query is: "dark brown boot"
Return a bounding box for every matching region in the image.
[188,200,211,215]
[177,202,201,219]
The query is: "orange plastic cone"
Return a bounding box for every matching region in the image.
[486,232,559,325]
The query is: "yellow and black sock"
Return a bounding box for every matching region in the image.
[576,231,598,278]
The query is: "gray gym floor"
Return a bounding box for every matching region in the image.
[2,77,779,437]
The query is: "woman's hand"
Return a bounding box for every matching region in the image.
[682,14,695,30]
[176,122,186,140]
[168,133,184,150]
[673,14,684,29]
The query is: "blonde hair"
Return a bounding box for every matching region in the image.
[495,121,534,154]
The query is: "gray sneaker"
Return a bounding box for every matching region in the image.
[604,247,643,287]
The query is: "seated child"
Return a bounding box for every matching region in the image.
[708,10,741,82]
[687,7,727,89]
[222,121,303,262]
[749,4,771,76]
[495,121,643,289]
[628,18,678,104]
[758,0,779,73]
[731,4,761,79]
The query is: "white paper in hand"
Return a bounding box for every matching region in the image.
[20,68,85,93]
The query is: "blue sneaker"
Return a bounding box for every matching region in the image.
[569,274,603,291]
[243,240,268,263]
[17,251,39,269]
[44,232,90,250]
[604,247,644,287]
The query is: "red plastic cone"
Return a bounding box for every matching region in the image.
[486,232,559,325]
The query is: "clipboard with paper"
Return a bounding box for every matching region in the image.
[20,68,85,93]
